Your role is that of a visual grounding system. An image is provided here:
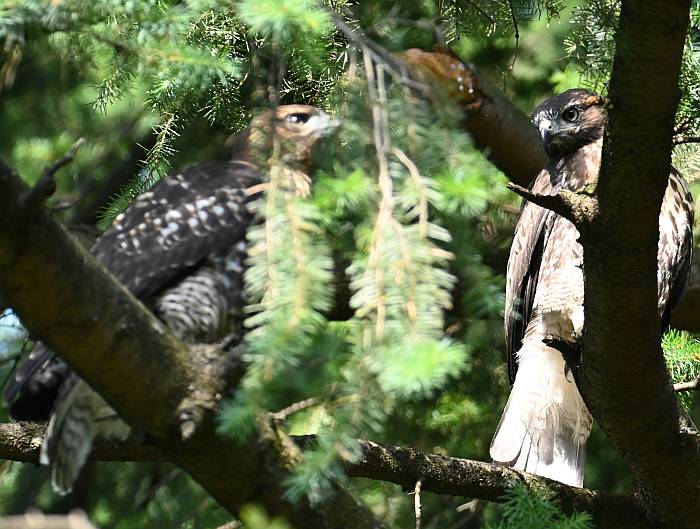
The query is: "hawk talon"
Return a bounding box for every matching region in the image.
[542,335,581,383]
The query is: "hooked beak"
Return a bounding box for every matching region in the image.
[538,118,553,144]
[309,111,342,136]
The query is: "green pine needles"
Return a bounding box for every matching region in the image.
[5,0,700,524]
[486,484,593,529]
[663,329,700,411]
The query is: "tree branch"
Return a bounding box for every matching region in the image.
[23,138,86,207]
[674,375,700,392]
[0,160,381,529]
[69,128,158,226]
[577,1,700,527]
[0,422,656,529]
[397,48,547,187]
[506,182,598,227]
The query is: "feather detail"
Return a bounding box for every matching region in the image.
[490,338,591,487]
[40,376,129,495]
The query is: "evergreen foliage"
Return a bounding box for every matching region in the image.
[1,0,699,528]
[485,484,593,529]
[663,329,700,410]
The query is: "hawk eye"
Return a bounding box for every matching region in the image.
[561,106,580,123]
[285,113,311,124]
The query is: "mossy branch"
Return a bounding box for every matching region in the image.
[506,182,598,229]
[0,422,654,529]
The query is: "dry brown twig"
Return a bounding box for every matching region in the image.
[23,138,87,207]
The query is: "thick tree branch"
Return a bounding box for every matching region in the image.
[0,422,656,529]
[0,160,381,529]
[0,422,165,463]
[397,47,700,332]
[344,440,653,529]
[0,159,196,437]
[576,1,700,528]
[398,48,547,187]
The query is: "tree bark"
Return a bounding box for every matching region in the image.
[578,2,700,527]
[0,422,657,529]
[1,14,699,526]
[0,160,381,529]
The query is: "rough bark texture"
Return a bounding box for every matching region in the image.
[0,422,657,529]
[573,1,700,527]
[0,160,196,438]
[1,20,699,527]
[344,440,657,529]
[0,162,381,529]
[398,48,548,187]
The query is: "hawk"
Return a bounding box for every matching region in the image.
[4,104,340,493]
[489,89,693,486]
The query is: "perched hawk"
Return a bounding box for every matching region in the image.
[489,89,693,486]
[4,104,340,493]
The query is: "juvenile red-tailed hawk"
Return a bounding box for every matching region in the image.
[4,104,340,493]
[490,89,693,486]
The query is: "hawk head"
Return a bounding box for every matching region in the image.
[532,89,608,158]
[243,104,341,169]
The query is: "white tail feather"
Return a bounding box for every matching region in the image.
[490,339,591,487]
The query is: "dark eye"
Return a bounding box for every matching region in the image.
[285,113,311,124]
[561,106,580,123]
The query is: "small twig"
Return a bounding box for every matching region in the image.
[673,136,700,145]
[331,13,425,92]
[49,201,74,213]
[413,479,423,529]
[674,117,693,135]
[392,147,428,237]
[23,138,86,207]
[507,0,520,72]
[272,396,319,423]
[332,14,403,74]
[464,1,496,34]
[507,182,594,224]
[674,375,700,392]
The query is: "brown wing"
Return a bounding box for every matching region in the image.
[4,160,261,419]
[658,167,694,327]
[505,167,560,384]
[93,160,260,298]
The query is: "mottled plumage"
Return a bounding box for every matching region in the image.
[4,104,340,493]
[490,89,693,486]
